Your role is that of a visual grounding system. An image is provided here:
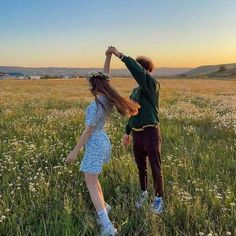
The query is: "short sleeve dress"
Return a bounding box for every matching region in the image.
[80,95,113,174]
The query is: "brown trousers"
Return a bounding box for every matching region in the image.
[132,126,164,196]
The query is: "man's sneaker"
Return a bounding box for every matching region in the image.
[135,191,148,209]
[97,203,112,225]
[151,197,164,214]
[100,223,117,236]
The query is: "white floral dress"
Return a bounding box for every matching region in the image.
[80,95,113,174]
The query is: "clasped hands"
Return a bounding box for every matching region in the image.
[105,46,122,58]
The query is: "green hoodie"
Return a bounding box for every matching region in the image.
[121,55,160,134]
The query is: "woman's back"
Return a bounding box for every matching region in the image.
[85,95,112,132]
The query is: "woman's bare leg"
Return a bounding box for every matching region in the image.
[97,180,103,194]
[84,173,106,211]
[84,173,115,231]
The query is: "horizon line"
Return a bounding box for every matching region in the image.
[1,62,236,69]
[0,65,194,69]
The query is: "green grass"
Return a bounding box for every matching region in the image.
[0,82,235,235]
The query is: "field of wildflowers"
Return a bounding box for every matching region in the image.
[0,78,235,236]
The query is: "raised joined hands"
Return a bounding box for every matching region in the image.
[106,46,122,58]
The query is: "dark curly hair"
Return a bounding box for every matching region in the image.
[136,56,155,72]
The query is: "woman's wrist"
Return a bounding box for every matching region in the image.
[73,145,81,155]
[106,53,112,58]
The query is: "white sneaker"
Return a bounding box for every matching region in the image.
[135,191,148,209]
[151,197,164,214]
[100,223,117,236]
[97,203,112,225]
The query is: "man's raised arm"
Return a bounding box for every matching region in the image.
[110,47,150,90]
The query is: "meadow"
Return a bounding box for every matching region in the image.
[0,78,235,236]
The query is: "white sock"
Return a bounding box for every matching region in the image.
[142,190,148,196]
[154,196,163,201]
[97,208,111,228]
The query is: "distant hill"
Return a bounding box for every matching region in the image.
[0,66,191,77]
[0,71,7,76]
[1,63,236,79]
[208,67,236,78]
[184,63,236,77]
[153,67,192,76]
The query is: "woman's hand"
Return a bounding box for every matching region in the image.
[65,150,78,164]
[106,48,112,57]
[106,46,113,57]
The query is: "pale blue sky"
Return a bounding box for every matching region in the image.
[0,0,236,67]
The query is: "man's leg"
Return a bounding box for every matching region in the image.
[144,127,164,197]
[132,131,149,208]
[132,131,148,192]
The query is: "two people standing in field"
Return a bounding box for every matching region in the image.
[65,46,163,236]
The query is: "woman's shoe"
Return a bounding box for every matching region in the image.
[100,223,117,236]
[97,202,112,225]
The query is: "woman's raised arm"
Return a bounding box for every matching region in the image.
[103,48,112,74]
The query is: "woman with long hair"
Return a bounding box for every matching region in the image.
[65,48,140,235]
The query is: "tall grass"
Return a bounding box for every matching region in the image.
[0,78,235,235]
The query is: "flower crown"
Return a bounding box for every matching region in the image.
[87,71,111,81]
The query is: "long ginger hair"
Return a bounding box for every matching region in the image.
[88,73,140,117]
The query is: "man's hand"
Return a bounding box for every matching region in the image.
[108,46,122,58]
[65,150,78,164]
[123,134,131,146]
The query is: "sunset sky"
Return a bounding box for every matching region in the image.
[0,0,236,68]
